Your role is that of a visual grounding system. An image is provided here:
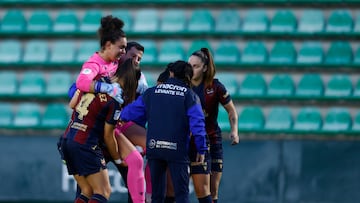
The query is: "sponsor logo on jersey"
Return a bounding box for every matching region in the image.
[81,68,92,75]
[148,139,156,149]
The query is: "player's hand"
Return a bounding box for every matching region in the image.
[196,153,205,164]
[97,82,124,104]
[107,83,124,104]
[230,133,239,145]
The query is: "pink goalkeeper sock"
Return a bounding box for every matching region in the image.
[144,162,152,194]
[125,150,145,203]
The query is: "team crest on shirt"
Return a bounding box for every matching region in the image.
[81,68,92,75]
[206,88,214,95]
[113,110,121,120]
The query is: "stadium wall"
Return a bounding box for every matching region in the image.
[0,135,359,203]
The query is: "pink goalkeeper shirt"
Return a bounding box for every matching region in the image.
[76,52,118,92]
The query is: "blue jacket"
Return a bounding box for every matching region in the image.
[121,78,207,163]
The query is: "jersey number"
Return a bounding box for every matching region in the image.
[75,93,95,120]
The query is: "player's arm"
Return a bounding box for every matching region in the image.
[120,95,147,126]
[136,72,149,94]
[223,100,239,145]
[187,93,207,163]
[104,122,121,162]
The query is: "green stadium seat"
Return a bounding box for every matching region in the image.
[324,74,353,98]
[0,9,26,33]
[214,41,240,65]
[76,40,98,63]
[238,74,267,97]
[22,40,49,64]
[264,107,293,131]
[218,107,230,132]
[18,71,45,96]
[53,10,79,33]
[354,13,360,34]
[270,10,297,33]
[137,40,157,65]
[353,46,360,65]
[241,41,268,64]
[187,9,214,33]
[0,40,21,64]
[112,10,132,32]
[27,10,52,33]
[46,72,72,97]
[325,41,353,65]
[13,103,41,128]
[352,111,360,132]
[158,40,185,64]
[267,74,295,97]
[242,10,269,33]
[0,103,13,128]
[216,73,239,97]
[326,10,353,33]
[0,71,17,96]
[160,9,186,33]
[322,108,352,132]
[293,107,322,132]
[79,10,102,33]
[268,41,296,64]
[296,74,324,98]
[133,9,159,33]
[215,9,240,33]
[142,71,157,87]
[353,79,360,98]
[50,40,76,64]
[238,106,264,131]
[41,103,69,129]
[297,10,325,34]
[297,42,324,64]
[187,40,212,57]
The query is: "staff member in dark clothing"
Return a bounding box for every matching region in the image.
[120,60,207,203]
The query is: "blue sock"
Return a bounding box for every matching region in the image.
[198,195,212,203]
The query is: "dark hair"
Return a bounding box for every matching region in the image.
[98,15,126,48]
[126,41,145,53]
[191,47,216,88]
[157,67,170,84]
[167,60,193,87]
[114,58,138,106]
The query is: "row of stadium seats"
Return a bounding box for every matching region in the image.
[1,0,359,5]
[220,106,360,134]
[1,70,359,100]
[1,40,360,67]
[1,101,359,134]
[1,9,360,36]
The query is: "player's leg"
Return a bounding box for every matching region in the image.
[209,135,224,203]
[168,162,190,203]
[86,169,112,203]
[189,137,212,203]
[164,168,175,203]
[148,159,167,203]
[121,121,147,151]
[73,175,92,203]
[115,129,145,203]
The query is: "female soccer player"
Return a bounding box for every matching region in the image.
[120,60,208,203]
[60,58,144,203]
[188,48,239,203]
[68,15,127,107]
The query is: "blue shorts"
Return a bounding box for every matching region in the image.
[189,136,211,175]
[189,133,224,174]
[209,135,223,172]
[61,139,106,176]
